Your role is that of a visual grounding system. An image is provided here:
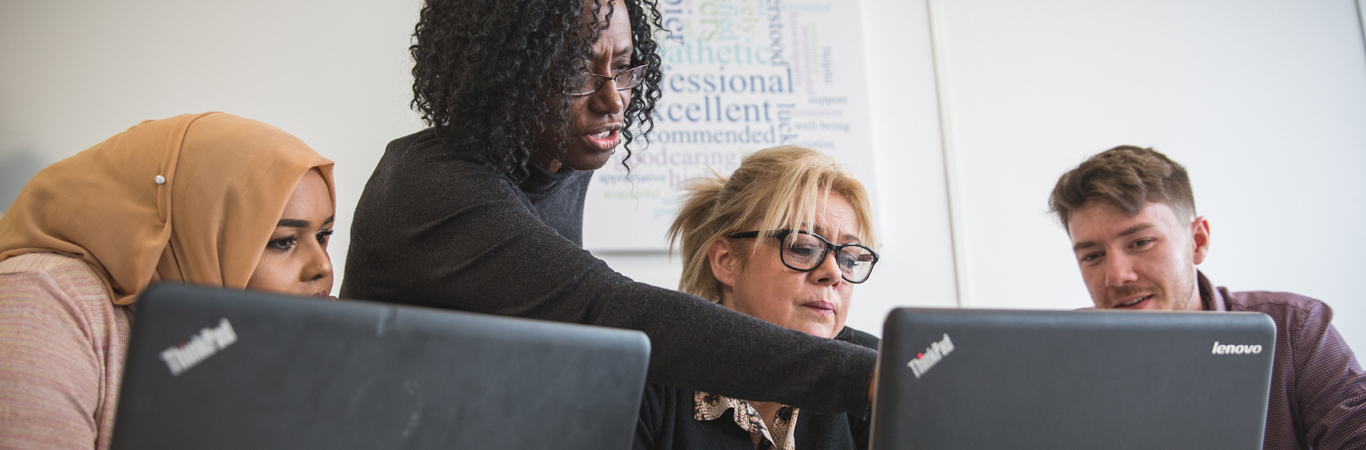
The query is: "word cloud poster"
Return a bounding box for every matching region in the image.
[584,0,877,251]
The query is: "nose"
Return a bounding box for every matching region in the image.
[1104,251,1137,287]
[586,78,626,116]
[302,241,333,285]
[810,249,843,287]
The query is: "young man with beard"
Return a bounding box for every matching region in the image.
[1049,145,1366,449]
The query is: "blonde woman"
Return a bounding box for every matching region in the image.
[635,146,880,450]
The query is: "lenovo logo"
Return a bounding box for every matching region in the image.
[160,318,238,376]
[906,333,955,378]
[1211,341,1263,355]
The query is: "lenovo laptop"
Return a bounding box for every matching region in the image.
[111,283,651,450]
[871,308,1276,450]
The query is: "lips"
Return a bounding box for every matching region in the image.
[1112,294,1152,309]
[803,300,837,316]
[580,123,622,151]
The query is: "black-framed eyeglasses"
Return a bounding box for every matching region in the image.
[567,65,648,97]
[727,229,880,284]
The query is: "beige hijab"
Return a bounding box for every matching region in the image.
[0,112,335,305]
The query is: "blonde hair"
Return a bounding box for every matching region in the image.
[667,146,877,303]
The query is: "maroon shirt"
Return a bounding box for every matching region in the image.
[1199,272,1366,449]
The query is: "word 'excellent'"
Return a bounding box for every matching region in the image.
[655,97,780,123]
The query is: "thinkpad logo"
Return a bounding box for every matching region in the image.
[907,333,955,378]
[1211,341,1262,355]
[160,318,238,376]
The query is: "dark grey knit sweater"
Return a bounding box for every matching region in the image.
[340,129,876,413]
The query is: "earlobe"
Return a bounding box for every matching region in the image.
[707,238,739,288]
[1190,216,1211,265]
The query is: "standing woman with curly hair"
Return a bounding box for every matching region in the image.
[342,0,876,414]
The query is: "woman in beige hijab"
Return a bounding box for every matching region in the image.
[0,112,336,450]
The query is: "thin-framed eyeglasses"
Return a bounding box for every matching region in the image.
[727,229,880,283]
[567,65,648,97]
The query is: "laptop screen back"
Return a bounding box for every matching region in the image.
[111,283,650,450]
[872,308,1275,450]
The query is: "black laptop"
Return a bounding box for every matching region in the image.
[871,308,1276,450]
[111,283,651,449]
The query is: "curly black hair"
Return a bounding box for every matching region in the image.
[410,0,664,182]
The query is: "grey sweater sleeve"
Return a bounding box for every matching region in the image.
[341,132,876,413]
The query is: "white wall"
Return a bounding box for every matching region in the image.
[2,1,1364,352]
[933,0,1366,351]
[0,0,427,290]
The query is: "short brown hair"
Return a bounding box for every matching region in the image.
[1049,145,1196,230]
[668,146,876,303]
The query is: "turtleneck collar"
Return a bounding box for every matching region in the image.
[520,159,577,196]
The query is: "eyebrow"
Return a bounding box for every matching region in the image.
[807,224,861,244]
[1072,241,1099,252]
[838,232,861,244]
[276,216,335,228]
[1071,223,1153,252]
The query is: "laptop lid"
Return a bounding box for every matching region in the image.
[111,283,650,450]
[871,308,1275,450]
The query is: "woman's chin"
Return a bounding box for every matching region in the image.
[560,151,613,171]
[554,137,617,171]
[792,322,839,339]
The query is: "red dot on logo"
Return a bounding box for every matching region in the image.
[917,353,924,358]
